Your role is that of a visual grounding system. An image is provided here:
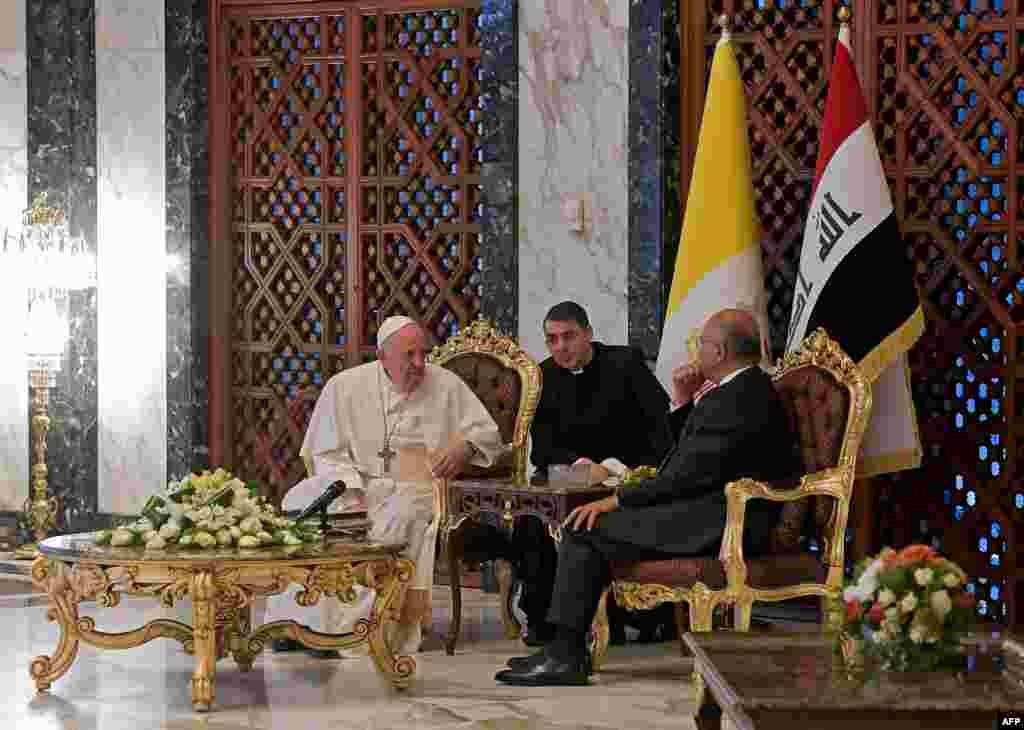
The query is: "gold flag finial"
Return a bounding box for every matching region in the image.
[837,5,851,24]
[717,14,732,41]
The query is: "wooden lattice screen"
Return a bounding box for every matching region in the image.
[211,0,483,503]
[693,0,1022,625]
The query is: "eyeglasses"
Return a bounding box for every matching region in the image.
[696,335,724,348]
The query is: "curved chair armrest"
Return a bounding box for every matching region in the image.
[719,467,856,592]
[725,468,853,505]
[432,440,520,530]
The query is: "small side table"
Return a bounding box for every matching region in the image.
[440,476,613,655]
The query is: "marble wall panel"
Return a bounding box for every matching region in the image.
[0,3,29,514]
[627,0,664,360]
[96,0,166,515]
[517,0,629,360]
[25,0,100,537]
[166,0,210,482]
[479,0,518,337]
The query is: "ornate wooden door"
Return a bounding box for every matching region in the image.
[210,0,483,502]
[687,0,1022,625]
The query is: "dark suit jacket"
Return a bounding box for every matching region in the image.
[612,367,799,556]
[530,342,673,472]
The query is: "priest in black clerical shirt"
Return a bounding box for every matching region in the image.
[531,303,673,475]
[462,301,674,646]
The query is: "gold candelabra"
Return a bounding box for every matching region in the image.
[15,364,59,559]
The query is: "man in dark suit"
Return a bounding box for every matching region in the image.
[494,308,799,686]
[462,301,674,645]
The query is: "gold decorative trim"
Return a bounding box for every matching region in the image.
[856,304,925,385]
[428,318,542,484]
[857,447,921,478]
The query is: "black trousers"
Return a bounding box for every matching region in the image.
[547,522,716,634]
[460,516,557,628]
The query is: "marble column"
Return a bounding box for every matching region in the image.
[628,0,678,360]
[26,0,100,535]
[96,0,167,514]
[0,2,29,514]
[517,0,630,360]
[166,0,210,482]
[479,0,518,337]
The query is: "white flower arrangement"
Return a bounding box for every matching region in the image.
[93,468,322,551]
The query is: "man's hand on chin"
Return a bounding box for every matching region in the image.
[564,495,619,531]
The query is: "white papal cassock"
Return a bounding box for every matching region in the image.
[261,359,504,653]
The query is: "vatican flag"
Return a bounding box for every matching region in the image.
[655,28,768,390]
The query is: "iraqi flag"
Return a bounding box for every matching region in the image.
[786,22,925,476]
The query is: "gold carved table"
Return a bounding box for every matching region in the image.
[30,532,416,712]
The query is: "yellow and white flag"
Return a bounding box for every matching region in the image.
[655,30,768,389]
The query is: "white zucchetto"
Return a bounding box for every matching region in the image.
[377,315,417,349]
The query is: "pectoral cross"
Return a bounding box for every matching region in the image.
[378,444,396,474]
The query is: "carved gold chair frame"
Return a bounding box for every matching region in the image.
[428,317,542,487]
[428,318,542,639]
[594,329,872,667]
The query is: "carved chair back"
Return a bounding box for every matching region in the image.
[427,318,541,484]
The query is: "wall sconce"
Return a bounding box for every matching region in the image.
[2,193,95,558]
[561,194,587,233]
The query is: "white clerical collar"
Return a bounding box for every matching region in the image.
[570,368,583,375]
[715,365,753,388]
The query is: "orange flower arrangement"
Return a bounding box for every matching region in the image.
[842,544,975,671]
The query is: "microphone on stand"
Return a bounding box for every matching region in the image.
[295,480,347,524]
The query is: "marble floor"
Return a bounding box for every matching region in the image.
[2,584,699,729]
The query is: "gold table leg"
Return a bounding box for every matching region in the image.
[190,570,216,712]
[29,561,80,692]
[246,558,417,689]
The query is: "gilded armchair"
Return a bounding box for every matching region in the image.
[593,329,872,668]
[427,318,542,642]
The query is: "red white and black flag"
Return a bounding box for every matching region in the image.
[786,21,925,476]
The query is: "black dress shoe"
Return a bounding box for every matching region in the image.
[508,650,593,675]
[272,638,304,653]
[495,655,590,686]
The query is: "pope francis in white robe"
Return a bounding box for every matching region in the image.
[262,316,505,655]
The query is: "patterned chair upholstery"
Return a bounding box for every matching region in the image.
[427,318,541,484]
[592,329,871,668]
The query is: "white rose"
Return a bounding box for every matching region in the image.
[909,626,925,644]
[914,567,934,587]
[900,593,918,613]
[145,535,166,550]
[877,588,896,607]
[943,573,960,589]
[929,589,952,621]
